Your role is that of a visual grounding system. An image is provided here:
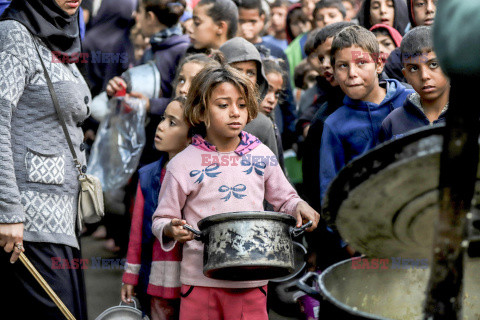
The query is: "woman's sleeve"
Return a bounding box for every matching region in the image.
[0,50,27,223]
[151,171,187,252]
[122,182,145,286]
[264,149,302,215]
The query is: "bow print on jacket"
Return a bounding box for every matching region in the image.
[218,184,247,201]
[189,163,221,183]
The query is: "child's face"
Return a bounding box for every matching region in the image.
[369,0,395,27]
[136,4,157,38]
[205,82,249,139]
[260,72,284,115]
[238,8,265,43]
[191,4,221,49]
[133,34,149,62]
[375,34,396,62]
[342,1,357,21]
[334,45,384,101]
[182,18,194,37]
[230,61,258,85]
[402,51,449,103]
[271,6,288,34]
[289,18,311,39]
[314,7,345,29]
[303,69,319,89]
[317,37,338,86]
[302,0,318,21]
[154,101,190,157]
[412,0,436,26]
[176,62,205,98]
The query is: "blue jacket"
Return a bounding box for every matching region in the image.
[136,155,167,290]
[379,93,447,142]
[0,0,10,16]
[319,79,413,202]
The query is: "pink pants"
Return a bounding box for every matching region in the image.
[179,285,268,320]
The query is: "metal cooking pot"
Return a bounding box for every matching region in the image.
[296,258,480,320]
[95,299,150,320]
[267,241,308,317]
[121,61,161,99]
[183,211,312,281]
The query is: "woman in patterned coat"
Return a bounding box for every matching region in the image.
[0,0,90,318]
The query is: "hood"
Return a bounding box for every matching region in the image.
[191,131,262,156]
[219,37,268,101]
[405,92,449,119]
[286,3,302,44]
[343,78,407,110]
[151,33,190,52]
[357,0,409,35]
[369,23,403,47]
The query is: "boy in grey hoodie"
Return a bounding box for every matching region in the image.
[219,37,281,163]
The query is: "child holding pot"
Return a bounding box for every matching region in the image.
[152,62,319,320]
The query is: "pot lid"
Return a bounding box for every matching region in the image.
[197,211,296,230]
[322,125,480,259]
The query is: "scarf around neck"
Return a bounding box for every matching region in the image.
[1,0,81,61]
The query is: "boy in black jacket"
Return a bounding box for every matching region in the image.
[380,26,450,142]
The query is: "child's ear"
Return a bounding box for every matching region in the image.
[375,57,385,75]
[260,13,265,23]
[216,21,228,36]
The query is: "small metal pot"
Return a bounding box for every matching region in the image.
[183,211,312,281]
[95,299,150,320]
[121,61,161,99]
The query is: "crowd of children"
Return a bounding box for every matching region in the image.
[75,0,450,319]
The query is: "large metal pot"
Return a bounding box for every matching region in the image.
[296,258,480,320]
[183,211,312,281]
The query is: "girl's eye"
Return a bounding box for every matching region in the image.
[247,71,255,77]
[178,77,186,84]
[170,120,176,126]
[358,60,368,65]
[239,103,247,108]
[430,62,439,69]
[218,104,228,108]
[338,63,348,69]
[318,56,325,63]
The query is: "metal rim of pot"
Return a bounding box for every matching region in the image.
[95,299,149,320]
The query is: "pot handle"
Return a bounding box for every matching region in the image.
[119,298,137,309]
[296,271,322,301]
[183,224,204,241]
[290,220,313,237]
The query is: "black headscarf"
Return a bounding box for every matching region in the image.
[0,0,81,59]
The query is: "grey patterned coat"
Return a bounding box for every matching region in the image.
[0,20,91,249]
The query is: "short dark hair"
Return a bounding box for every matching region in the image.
[294,59,313,89]
[198,0,239,39]
[313,0,346,21]
[270,0,289,9]
[304,28,322,56]
[331,25,379,67]
[400,26,433,64]
[313,21,356,49]
[234,0,264,15]
[143,0,186,27]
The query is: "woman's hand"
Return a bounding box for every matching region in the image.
[163,219,195,243]
[0,223,24,263]
[294,201,320,232]
[121,283,135,303]
[106,76,127,97]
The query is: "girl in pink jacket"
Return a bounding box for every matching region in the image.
[152,63,319,320]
